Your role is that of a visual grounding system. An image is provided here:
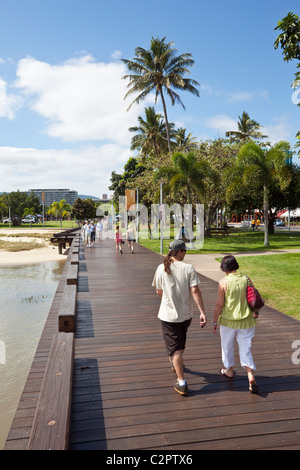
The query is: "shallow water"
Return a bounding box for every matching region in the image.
[0,261,64,449]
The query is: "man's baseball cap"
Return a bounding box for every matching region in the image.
[169,240,187,251]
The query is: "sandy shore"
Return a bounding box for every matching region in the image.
[0,229,68,266]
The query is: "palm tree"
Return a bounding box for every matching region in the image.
[122,37,200,152]
[226,111,267,142]
[48,199,71,227]
[129,106,172,158]
[228,141,291,246]
[173,127,198,152]
[154,151,212,205]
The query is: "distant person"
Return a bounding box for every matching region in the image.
[256,219,260,230]
[212,255,260,394]
[96,219,103,239]
[115,225,123,254]
[81,220,88,245]
[152,240,207,396]
[126,224,135,254]
[251,219,256,230]
[85,221,92,247]
[90,221,95,246]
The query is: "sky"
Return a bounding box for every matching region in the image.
[0,0,299,198]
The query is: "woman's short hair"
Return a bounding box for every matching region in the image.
[220,255,239,272]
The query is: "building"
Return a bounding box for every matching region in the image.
[28,189,78,207]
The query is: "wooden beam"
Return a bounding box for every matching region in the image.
[58,284,77,333]
[27,332,74,450]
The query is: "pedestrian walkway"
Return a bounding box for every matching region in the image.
[68,238,300,450]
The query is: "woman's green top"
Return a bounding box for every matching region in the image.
[218,273,256,329]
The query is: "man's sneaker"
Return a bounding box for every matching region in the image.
[174,380,188,396]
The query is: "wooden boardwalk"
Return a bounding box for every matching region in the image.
[5,237,300,450]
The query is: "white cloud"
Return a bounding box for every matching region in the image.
[0,77,22,119]
[227,91,253,103]
[263,118,291,144]
[204,114,238,135]
[111,50,122,60]
[0,144,131,196]
[14,54,150,145]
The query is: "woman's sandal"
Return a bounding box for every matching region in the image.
[249,382,259,394]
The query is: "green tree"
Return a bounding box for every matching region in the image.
[129,106,171,158]
[109,157,146,207]
[274,11,300,88]
[154,151,212,205]
[0,191,41,225]
[173,127,198,152]
[228,141,292,246]
[197,138,237,236]
[71,198,96,221]
[122,36,200,152]
[48,199,71,227]
[226,111,267,142]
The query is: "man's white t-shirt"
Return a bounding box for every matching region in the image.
[152,261,200,323]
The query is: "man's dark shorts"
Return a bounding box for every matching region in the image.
[161,318,192,357]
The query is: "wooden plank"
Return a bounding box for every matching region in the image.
[27,332,74,450]
[67,264,78,285]
[58,285,77,333]
[70,253,79,265]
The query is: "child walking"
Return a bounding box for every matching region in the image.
[115,225,123,254]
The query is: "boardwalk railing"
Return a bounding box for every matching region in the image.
[27,230,80,450]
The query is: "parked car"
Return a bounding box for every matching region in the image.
[2,218,12,224]
[274,219,285,226]
[22,215,36,224]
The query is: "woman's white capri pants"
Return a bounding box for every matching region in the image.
[220,325,256,370]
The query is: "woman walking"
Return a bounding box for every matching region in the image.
[152,240,207,396]
[126,224,135,254]
[212,255,260,394]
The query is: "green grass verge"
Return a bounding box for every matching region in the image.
[232,253,300,321]
[0,220,77,230]
[139,230,300,254]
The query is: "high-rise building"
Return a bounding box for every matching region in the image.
[28,189,78,206]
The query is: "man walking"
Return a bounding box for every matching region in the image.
[152,240,207,396]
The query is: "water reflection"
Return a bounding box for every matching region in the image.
[0,261,65,449]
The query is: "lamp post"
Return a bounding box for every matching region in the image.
[160,183,163,254]
[136,188,139,243]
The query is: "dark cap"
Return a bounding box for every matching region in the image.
[169,239,187,251]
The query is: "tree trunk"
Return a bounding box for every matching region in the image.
[263,184,269,246]
[160,88,172,153]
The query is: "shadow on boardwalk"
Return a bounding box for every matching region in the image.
[69,238,300,450]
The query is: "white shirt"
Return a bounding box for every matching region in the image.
[152,261,200,323]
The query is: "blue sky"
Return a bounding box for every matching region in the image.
[0,0,299,197]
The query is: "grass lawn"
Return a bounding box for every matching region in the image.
[139,230,300,254]
[0,220,77,230]
[233,253,300,321]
